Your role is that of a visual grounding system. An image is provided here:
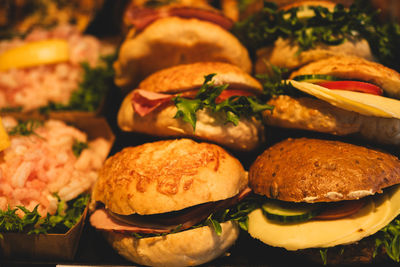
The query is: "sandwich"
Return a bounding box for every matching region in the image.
[117,61,272,151]
[89,138,251,266]
[232,0,400,74]
[0,24,115,113]
[246,137,400,265]
[114,2,252,90]
[262,55,400,146]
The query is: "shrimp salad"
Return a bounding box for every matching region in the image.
[0,116,111,217]
[0,24,111,111]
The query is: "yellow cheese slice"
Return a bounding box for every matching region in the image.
[0,117,10,151]
[289,80,400,119]
[0,39,69,71]
[247,185,400,251]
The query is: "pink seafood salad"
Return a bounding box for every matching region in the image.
[0,24,105,111]
[0,116,111,217]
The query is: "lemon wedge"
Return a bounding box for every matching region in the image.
[0,117,10,151]
[0,39,69,71]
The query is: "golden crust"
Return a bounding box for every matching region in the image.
[138,62,263,93]
[103,221,239,267]
[92,139,247,215]
[255,38,374,73]
[114,17,252,90]
[265,95,363,135]
[249,138,400,202]
[290,55,400,98]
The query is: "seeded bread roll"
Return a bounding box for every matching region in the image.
[114,16,252,90]
[249,138,400,203]
[92,139,247,215]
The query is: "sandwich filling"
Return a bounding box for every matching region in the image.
[90,187,251,237]
[130,74,273,130]
[288,80,400,119]
[247,185,400,251]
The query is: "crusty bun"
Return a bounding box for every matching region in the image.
[117,62,265,151]
[265,95,400,145]
[114,16,252,90]
[255,38,374,74]
[254,1,374,73]
[138,61,262,94]
[103,220,239,267]
[92,139,247,215]
[249,138,400,203]
[290,56,400,98]
[118,103,264,151]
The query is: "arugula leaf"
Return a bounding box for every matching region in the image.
[0,205,41,234]
[231,0,400,71]
[172,73,273,131]
[122,194,260,240]
[256,63,304,100]
[173,96,202,130]
[39,53,116,113]
[319,248,328,265]
[206,214,222,235]
[72,140,89,157]
[7,119,44,137]
[374,217,400,262]
[0,194,89,236]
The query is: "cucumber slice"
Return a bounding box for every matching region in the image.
[292,74,340,83]
[261,200,321,223]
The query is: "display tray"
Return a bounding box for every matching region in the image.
[1,96,400,267]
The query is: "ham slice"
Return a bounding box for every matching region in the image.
[131,89,255,117]
[131,89,173,116]
[124,6,234,32]
[90,208,170,234]
[90,187,252,234]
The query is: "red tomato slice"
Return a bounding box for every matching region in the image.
[317,81,383,96]
[315,199,366,220]
[216,89,254,103]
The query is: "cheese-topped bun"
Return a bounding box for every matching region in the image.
[264,56,400,145]
[254,0,374,74]
[249,138,400,203]
[114,16,252,90]
[117,62,267,152]
[92,139,248,215]
[247,138,400,265]
[90,138,248,266]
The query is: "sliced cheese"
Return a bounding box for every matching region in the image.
[248,185,400,251]
[289,80,400,119]
[0,117,10,151]
[0,39,69,71]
